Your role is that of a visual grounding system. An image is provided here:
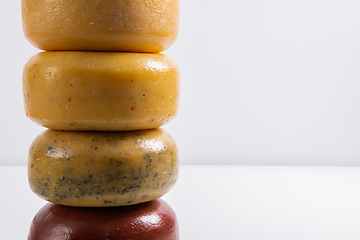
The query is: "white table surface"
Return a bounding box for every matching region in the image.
[1,165,360,239]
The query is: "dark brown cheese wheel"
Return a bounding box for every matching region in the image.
[28,129,179,207]
[28,199,179,240]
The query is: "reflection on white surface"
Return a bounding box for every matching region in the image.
[1,166,360,240]
[164,166,360,240]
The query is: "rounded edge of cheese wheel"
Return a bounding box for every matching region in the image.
[23,51,180,131]
[28,199,179,240]
[28,128,179,207]
[21,0,179,52]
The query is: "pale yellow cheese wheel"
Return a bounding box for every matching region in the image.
[23,51,180,131]
[21,0,179,52]
[28,128,179,207]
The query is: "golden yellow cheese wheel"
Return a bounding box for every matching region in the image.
[23,51,180,131]
[28,129,179,207]
[21,0,179,52]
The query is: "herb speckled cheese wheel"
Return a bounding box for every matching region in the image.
[28,129,179,207]
[22,0,179,52]
[23,51,180,131]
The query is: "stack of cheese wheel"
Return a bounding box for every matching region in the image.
[22,0,180,239]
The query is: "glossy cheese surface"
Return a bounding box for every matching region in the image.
[23,51,180,131]
[28,200,179,240]
[22,0,179,52]
[28,129,179,207]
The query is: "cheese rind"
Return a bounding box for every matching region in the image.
[28,200,179,240]
[23,51,180,131]
[22,0,179,52]
[28,129,179,207]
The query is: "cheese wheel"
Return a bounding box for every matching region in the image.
[23,51,180,131]
[21,0,179,52]
[28,200,179,240]
[28,129,179,207]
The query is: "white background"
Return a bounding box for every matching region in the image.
[1,0,360,165]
